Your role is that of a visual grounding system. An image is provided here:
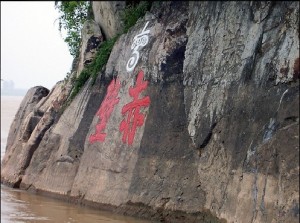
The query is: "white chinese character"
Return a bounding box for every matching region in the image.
[126,21,150,72]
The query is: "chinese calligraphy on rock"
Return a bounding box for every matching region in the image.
[90,21,151,146]
[119,70,151,145]
[126,21,150,72]
[89,79,121,143]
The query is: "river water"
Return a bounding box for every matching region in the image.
[1,95,153,223]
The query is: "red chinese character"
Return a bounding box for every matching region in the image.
[89,78,121,143]
[120,70,151,145]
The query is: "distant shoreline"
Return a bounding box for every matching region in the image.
[1,89,28,96]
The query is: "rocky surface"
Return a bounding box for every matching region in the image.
[92,1,126,39]
[77,19,104,76]
[1,86,49,187]
[1,1,299,223]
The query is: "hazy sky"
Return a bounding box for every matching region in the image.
[1,1,73,90]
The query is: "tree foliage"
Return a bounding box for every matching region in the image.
[55,1,92,57]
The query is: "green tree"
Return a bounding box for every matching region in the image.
[54,1,92,57]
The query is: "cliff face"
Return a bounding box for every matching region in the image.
[1,2,299,223]
[92,1,126,39]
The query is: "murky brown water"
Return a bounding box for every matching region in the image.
[1,96,154,223]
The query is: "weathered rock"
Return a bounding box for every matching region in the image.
[5,87,49,149]
[1,77,73,188]
[1,86,49,187]
[92,1,126,39]
[20,79,94,195]
[1,1,299,223]
[77,20,103,76]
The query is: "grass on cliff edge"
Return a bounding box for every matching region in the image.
[67,1,152,103]
[68,35,119,101]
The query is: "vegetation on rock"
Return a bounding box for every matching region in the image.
[121,1,152,33]
[55,1,152,105]
[55,1,92,57]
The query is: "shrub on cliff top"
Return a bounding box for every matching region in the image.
[55,1,92,57]
[64,1,152,104]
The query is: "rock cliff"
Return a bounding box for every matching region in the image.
[92,1,126,39]
[1,1,299,223]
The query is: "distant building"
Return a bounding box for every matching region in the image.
[1,80,27,96]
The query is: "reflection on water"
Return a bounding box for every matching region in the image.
[1,96,153,223]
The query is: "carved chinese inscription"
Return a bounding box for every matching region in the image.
[89,79,121,143]
[119,70,151,145]
[126,21,150,72]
